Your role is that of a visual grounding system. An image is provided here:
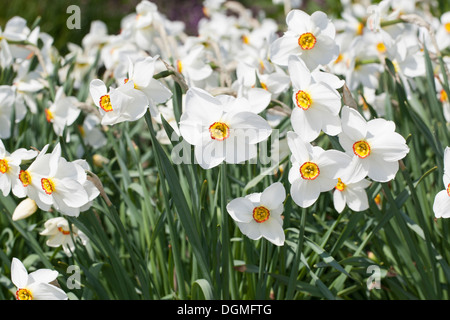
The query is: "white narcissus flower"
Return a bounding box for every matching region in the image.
[89,78,149,125]
[175,45,213,86]
[40,217,89,257]
[0,139,38,197]
[11,257,68,300]
[45,87,81,136]
[125,55,173,117]
[288,55,342,142]
[436,12,450,51]
[433,147,450,219]
[338,106,409,183]
[81,20,110,54]
[287,131,351,208]
[270,9,339,70]
[71,159,101,213]
[227,182,286,246]
[333,158,371,213]
[366,0,392,32]
[12,144,94,217]
[37,145,91,217]
[179,87,272,169]
[132,0,161,51]
[0,85,16,139]
[78,114,107,151]
[12,144,53,209]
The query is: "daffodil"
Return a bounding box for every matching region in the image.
[179,87,272,169]
[227,182,286,246]
[270,9,340,70]
[45,87,81,136]
[287,131,351,208]
[433,147,450,219]
[40,217,89,257]
[12,144,94,217]
[338,105,409,183]
[0,85,16,139]
[89,78,149,125]
[175,44,213,86]
[37,146,91,217]
[78,114,107,151]
[0,139,37,197]
[288,55,342,142]
[125,55,173,117]
[12,144,54,210]
[333,158,371,213]
[11,257,68,300]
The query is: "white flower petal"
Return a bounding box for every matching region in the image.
[11,258,28,288]
[433,190,450,219]
[226,198,254,223]
[259,218,285,246]
[290,178,321,208]
[341,106,367,140]
[367,154,399,182]
[260,182,286,209]
[333,189,346,213]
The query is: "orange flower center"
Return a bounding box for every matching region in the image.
[445,22,450,33]
[353,140,371,159]
[0,159,9,174]
[295,90,312,110]
[209,122,230,141]
[298,32,316,50]
[45,109,54,122]
[253,206,270,223]
[440,89,448,103]
[176,60,183,73]
[58,226,71,235]
[16,288,33,300]
[41,178,56,195]
[335,178,346,191]
[19,170,32,187]
[300,161,320,180]
[99,94,113,112]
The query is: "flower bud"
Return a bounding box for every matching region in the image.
[12,198,38,221]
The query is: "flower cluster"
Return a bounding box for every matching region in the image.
[1,0,449,298]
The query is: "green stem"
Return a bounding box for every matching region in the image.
[285,207,307,299]
[380,18,404,28]
[220,163,230,299]
[256,239,267,299]
[144,110,187,299]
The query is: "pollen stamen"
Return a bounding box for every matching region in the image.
[353,140,371,159]
[176,60,183,74]
[99,94,113,112]
[16,288,33,300]
[41,178,56,195]
[335,178,346,191]
[19,170,32,187]
[0,159,9,174]
[296,90,312,110]
[58,226,71,235]
[45,109,54,122]
[298,32,316,50]
[253,206,270,223]
[300,161,320,180]
[209,122,230,141]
